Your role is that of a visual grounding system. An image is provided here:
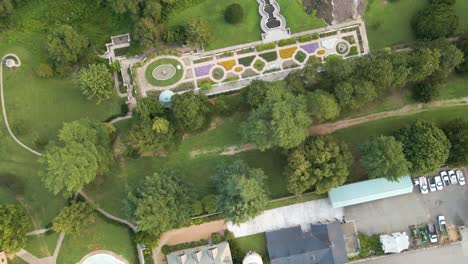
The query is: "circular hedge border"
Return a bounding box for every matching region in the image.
[145,58,184,87]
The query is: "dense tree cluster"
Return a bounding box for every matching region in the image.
[171,91,212,132]
[412,0,458,40]
[286,136,352,195]
[0,204,29,253]
[39,119,115,197]
[52,202,95,236]
[213,160,269,224]
[442,119,468,165]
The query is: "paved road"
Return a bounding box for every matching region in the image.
[358,243,468,264]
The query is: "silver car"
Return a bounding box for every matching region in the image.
[419,176,429,194]
[456,170,465,185]
[441,171,450,186]
[449,170,458,185]
[429,177,437,192]
[434,176,443,191]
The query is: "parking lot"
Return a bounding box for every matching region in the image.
[345,181,468,235]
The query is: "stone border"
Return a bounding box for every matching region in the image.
[78,250,129,264]
[152,64,176,81]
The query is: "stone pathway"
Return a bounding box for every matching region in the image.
[16,232,65,264]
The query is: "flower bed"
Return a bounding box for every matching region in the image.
[253,59,266,71]
[294,50,307,63]
[194,64,214,77]
[238,56,256,67]
[212,67,225,80]
[259,51,278,62]
[301,43,319,54]
[317,49,326,55]
[234,66,243,73]
[218,60,236,71]
[279,47,298,59]
[193,57,213,64]
[241,69,258,78]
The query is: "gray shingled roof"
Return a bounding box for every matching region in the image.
[266,221,347,264]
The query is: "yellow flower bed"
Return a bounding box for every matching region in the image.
[317,49,326,55]
[279,47,297,59]
[218,60,236,71]
[234,66,243,72]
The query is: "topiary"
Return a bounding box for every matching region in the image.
[224,3,244,24]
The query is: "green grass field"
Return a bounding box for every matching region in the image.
[334,105,468,182]
[24,231,60,258]
[57,215,138,264]
[364,0,468,50]
[277,0,326,33]
[232,233,269,257]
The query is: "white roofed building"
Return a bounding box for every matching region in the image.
[166,241,232,264]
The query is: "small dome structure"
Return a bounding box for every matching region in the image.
[243,251,263,264]
[5,59,16,68]
[159,90,175,108]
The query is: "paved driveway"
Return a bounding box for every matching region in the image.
[345,183,468,235]
[357,243,468,264]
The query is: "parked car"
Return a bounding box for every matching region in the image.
[434,175,443,191]
[428,177,437,192]
[413,177,420,186]
[427,224,438,243]
[438,216,446,232]
[419,177,429,194]
[441,171,450,186]
[449,170,458,185]
[456,170,465,186]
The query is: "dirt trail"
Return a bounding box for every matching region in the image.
[310,97,468,135]
[152,220,226,264]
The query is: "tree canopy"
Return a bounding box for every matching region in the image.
[171,92,211,132]
[307,90,340,121]
[224,3,244,24]
[109,0,138,14]
[241,84,310,150]
[47,25,87,73]
[442,118,468,165]
[213,160,269,224]
[412,1,458,40]
[39,119,114,197]
[286,136,352,195]
[395,120,450,174]
[78,64,114,104]
[0,204,29,253]
[186,19,212,46]
[52,202,95,236]
[360,136,411,181]
[127,170,191,237]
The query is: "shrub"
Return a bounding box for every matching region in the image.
[413,81,440,102]
[278,38,297,47]
[218,60,236,71]
[256,42,276,52]
[193,57,213,64]
[200,82,213,91]
[224,3,244,24]
[217,52,234,59]
[358,232,384,258]
[295,50,307,63]
[211,232,223,244]
[212,68,225,80]
[317,49,326,55]
[259,51,278,62]
[279,47,297,59]
[191,200,203,216]
[35,63,54,78]
[253,59,266,71]
[236,47,255,55]
[298,33,319,42]
[223,76,240,83]
[238,56,256,66]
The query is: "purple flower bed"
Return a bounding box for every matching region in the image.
[194,64,214,77]
[300,43,319,54]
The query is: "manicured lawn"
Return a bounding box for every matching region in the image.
[166,0,262,50]
[364,0,428,50]
[334,106,468,182]
[145,58,184,87]
[455,0,468,33]
[25,231,60,258]
[232,233,269,257]
[86,113,289,218]
[57,215,138,264]
[436,74,468,100]
[267,192,327,210]
[276,0,326,33]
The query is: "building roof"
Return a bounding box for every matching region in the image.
[243,251,263,264]
[266,221,347,264]
[380,232,409,253]
[328,176,413,208]
[159,90,175,107]
[166,241,233,264]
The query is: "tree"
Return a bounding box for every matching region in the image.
[307,90,340,121]
[428,40,464,81]
[143,0,162,22]
[109,0,138,14]
[135,17,163,50]
[360,136,411,181]
[191,200,203,216]
[171,92,211,132]
[0,0,13,18]
[408,48,441,82]
[242,80,271,108]
[127,170,191,237]
[286,136,352,195]
[456,34,468,73]
[224,3,244,24]
[241,84,310,150]
[412,81,440,102]
[394,120,450,174]
[213,160,269,224]
[52,202,95,236]
[442,118,468,165]
[134,95,165,121]
[358,53,395,91]
[186,19,212,47]
[126,118,176,153]
[39,119,114,197]
[202,194,218,214]
[35,63,53,78]
[0,204,29,253]
[412,2,458,40]
[78,64,114,104]
[47,25,87,72]
[334,80,377,110]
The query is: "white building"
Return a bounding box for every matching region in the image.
[243,252,263,264]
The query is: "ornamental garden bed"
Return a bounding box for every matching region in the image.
[238,56,256,67]
[279,47,297,59]
[259,51,278,62]
[144,58,184,87]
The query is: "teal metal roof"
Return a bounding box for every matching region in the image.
[328,176,413,208]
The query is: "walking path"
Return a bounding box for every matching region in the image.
[310,96,468,135]
[26,228,52,236]
[0,54,42,156]
[16,232,65,264]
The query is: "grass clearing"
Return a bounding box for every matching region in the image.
[232,233,268,257]
[25,231,60,258]
[57,215,138,264]
[166,0,262,50]
[276,0,326,33]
